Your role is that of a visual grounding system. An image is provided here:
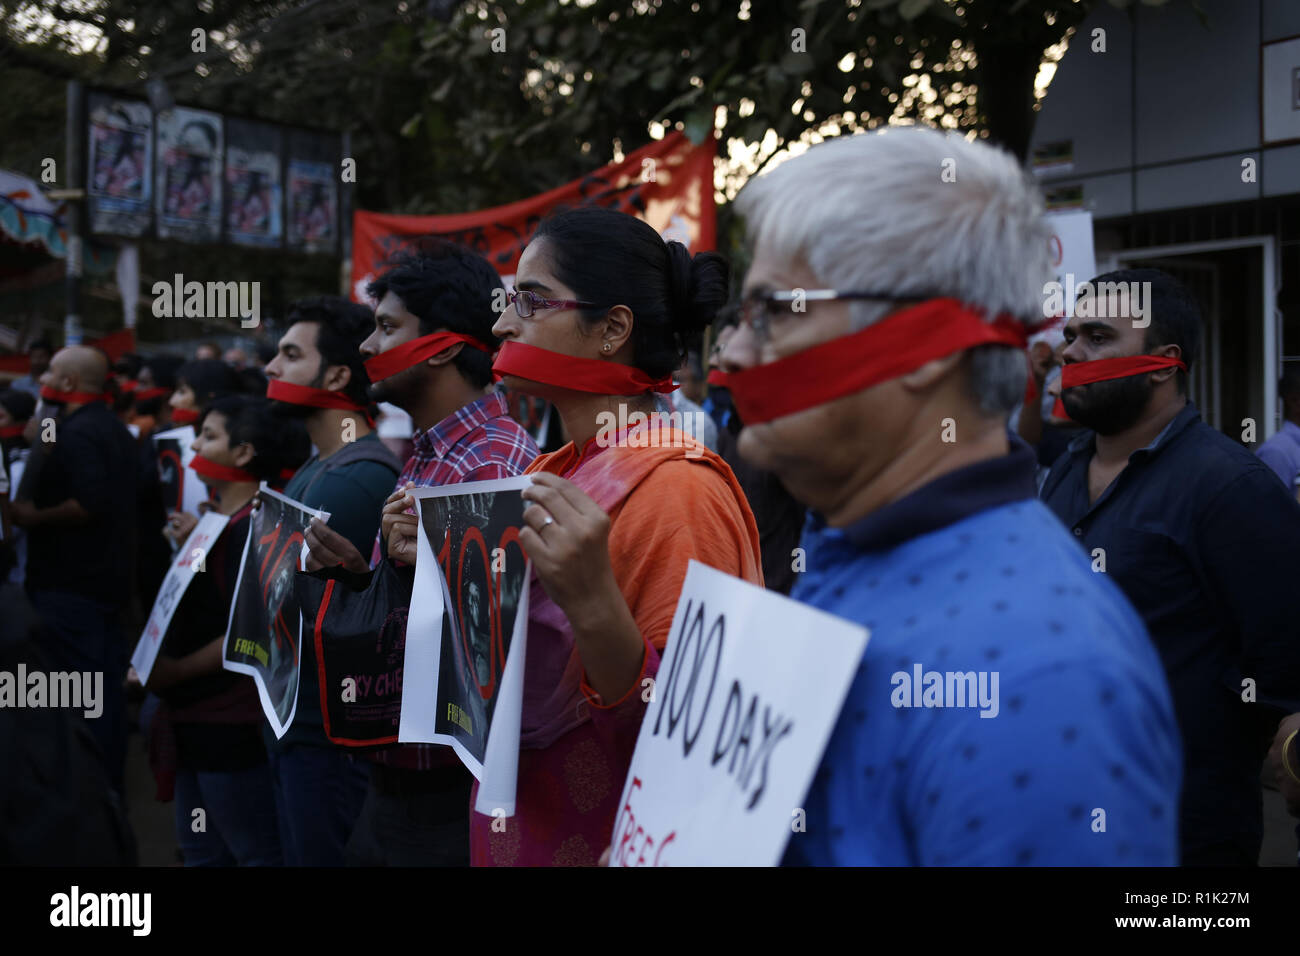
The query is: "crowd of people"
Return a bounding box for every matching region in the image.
[1,125,1298,867]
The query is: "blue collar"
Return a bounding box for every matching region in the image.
[819,435,1039,553]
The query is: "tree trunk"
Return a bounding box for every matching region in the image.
[974,38,1043,162]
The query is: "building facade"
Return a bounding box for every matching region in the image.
[1030,0,1300,440]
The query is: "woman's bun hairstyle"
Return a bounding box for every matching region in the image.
[665,240,728,342]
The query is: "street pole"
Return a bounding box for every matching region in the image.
[340,130,353,297]
[64,80,85,346]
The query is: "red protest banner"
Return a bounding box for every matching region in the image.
[350,131,716,300]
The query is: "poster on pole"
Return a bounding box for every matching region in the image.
[86,92,153,237]
[131,510,230,685]
[225,118,283,248]
[155,106,223,243]
[287,159,336,254]
[152,425,207,516]
[398,476,532,815]
[222,485,328,738]
[610,560,869,867]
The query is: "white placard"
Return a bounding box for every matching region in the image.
[1039,209,1097,341]
[398,476,532,816]
[152,425,206,516]
[131,510,231,685]
[611,560,869,867]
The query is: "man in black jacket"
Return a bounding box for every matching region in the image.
[11,344,139,794]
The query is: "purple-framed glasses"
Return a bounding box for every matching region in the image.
[507,289,598,319]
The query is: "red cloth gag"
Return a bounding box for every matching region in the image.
[492,341,678,395]
[265,379,375,427]
[170,406,201,425]
[39,384,108,405]
[266,378,369,411]
[190,453,257,484]
[710,298,1031,426]
[1060,354,1187,389]
[363,331,493,383]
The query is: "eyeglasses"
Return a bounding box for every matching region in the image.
[506,289,598,319]
[720,288,938,343]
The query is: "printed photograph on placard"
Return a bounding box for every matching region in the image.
[151,425,209,516]
[287,159,336,252]
[226,145,282,247]
[419,485,529,766]
[223,486,325,738]
[155,107,223,243]
[86,94,152,236]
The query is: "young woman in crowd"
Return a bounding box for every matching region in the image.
[169,358,241,427]
[133,354,184,435]
[385,206,762,865]
[144,395,309,866]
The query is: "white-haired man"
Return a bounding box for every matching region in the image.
[716,127,1181,865]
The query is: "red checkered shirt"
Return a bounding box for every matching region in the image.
[367,390,538,769]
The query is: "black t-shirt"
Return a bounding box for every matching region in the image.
[27,402,138,605]
[157,503,265,771]
[135,434,172,614]
[1041,402,1300,862]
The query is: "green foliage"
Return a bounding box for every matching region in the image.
[1,0,1112,218]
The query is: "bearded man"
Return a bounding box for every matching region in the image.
[1040,268,1300,866]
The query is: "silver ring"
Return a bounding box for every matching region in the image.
[541,515,554,528]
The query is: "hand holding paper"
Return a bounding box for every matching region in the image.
[381,481,420,565]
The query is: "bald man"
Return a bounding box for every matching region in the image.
[12,345,138,793]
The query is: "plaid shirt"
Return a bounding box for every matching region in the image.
[368,390,538,770]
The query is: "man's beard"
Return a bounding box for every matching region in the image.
[269,396,313,420]
[368,364,423,414]
[1061,372,1153,436]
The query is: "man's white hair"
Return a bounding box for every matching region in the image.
[735,126,1052,415]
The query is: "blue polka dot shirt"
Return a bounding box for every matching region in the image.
[783,441,1182,866]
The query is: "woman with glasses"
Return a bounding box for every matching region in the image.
[480,205,763,866]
